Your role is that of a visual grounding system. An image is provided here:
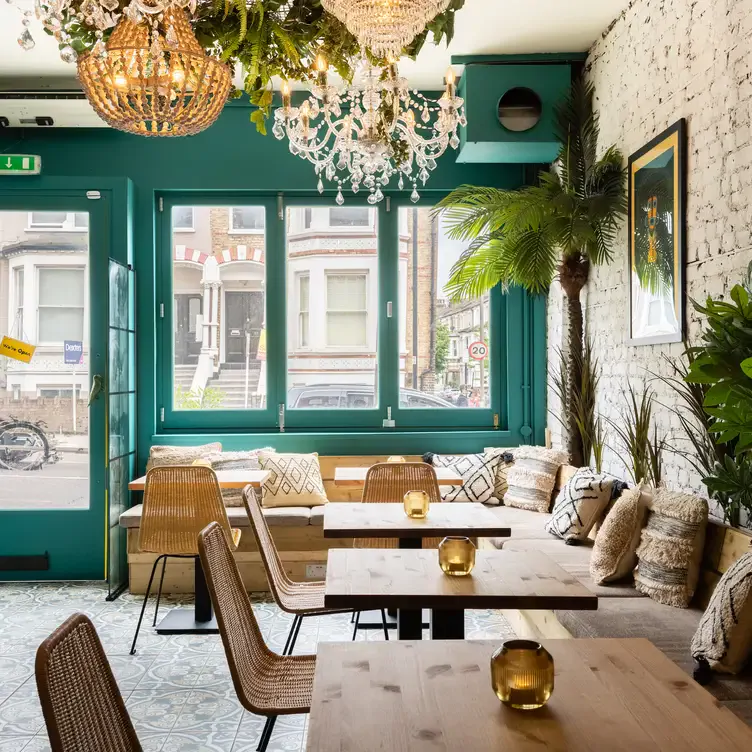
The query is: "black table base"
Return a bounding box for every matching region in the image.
[155,555,219,636]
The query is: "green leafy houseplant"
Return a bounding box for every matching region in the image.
[50,0,465,133]
[174,385,225,410]
[436,80,627,465]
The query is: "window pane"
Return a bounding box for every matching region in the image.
[173,206,193,230]
[398,207,491,409]
[329,207,370,227]
[74,213,89,228]
[31,211,66,226]
[39,308,84,342]
[286,206,378,410]
[171,206,266,411]
[39,268,85,306]
[231,206,265,231]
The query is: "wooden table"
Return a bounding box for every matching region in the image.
[126,468,268,635]
[325,549,596,640]
[334,466,464,487]
[306,638,752,752]
[128,469,269,491]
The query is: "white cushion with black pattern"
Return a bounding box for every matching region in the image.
[545,467,614,543]
[425,452,501,503]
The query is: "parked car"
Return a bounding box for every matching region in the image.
[286,384,457,409]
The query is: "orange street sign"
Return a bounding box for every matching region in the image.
[0,335,36,364]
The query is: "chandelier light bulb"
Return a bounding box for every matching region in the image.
[445,66,456,85]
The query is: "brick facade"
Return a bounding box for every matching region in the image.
[547,0,752,517]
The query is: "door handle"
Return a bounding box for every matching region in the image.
[88,374,104,406]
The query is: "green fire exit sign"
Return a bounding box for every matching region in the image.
[0,155,41,175]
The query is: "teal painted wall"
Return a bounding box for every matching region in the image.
[0,98,547,467]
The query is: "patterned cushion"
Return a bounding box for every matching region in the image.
[590,487,648,583]
[692,551,752,674]
[504,446,568,513]
[426,452,501,503]
[635,490,708,608]
[258,452,328,509]
[145,442,222,472]
[546,468,614,543]
[203,448,275,507]
[484,447,516,502]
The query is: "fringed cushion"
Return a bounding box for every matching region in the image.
[545,467,614,543]
[203,448,275,507]
[635,490,708,608]
[258,452,328,508]
[590,487,648,584]
[692,551,752,674]
[427,452,501,504]
[483,447,516,502]
[145,442,222,472]
[504,446,568,513]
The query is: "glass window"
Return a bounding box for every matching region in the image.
[171,205,266,411]
[173,206,194,230]
[286,206,378,410]
[13,267,24,338]
[298,274,310,347]
[398,207,491,409]
[29,212,88,229]
[329,207,370,227]
[31,211,66,227]
[326,273,368,347]
[38,267,85,343]
[230,206,265,232]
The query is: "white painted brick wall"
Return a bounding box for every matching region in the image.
[547,0,752,517]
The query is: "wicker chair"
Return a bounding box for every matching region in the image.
[36,613,142,752]
[130,464,241,654]
[242,488,388,649]
[199,521,315,752]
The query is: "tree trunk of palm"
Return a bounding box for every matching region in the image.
[559,254,591,467]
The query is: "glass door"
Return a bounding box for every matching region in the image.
[0,195,109,580]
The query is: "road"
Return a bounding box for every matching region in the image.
[0,450,89,510]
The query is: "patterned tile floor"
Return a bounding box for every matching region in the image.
[0,583,515,751]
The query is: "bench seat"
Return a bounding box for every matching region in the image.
[120,503,319,529]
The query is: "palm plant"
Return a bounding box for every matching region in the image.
[436,80,627,465]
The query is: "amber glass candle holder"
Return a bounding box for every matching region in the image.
[438,536,476,576]
[403,490,430,519]
[387,455,406,463]
[491,640,554,710]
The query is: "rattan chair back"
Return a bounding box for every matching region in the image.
[139,465,235,555]
[199,521,312,715]
[36,613,142,752]
[357,462,442,548]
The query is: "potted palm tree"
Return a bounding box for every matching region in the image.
[436,80,627,465]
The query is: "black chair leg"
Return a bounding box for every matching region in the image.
[350,611,355,623]
[152,556,168,627]
[380,609,390,641]
[351,611,361,641]
[282,614,301,656]
[257,715,277,752]
[130,554,163,655]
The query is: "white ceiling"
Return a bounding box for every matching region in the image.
[0,0,628,90]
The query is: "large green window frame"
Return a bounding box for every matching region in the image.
[156,192,536,436]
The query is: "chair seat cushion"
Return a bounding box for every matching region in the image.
[309,506,325,527]
[121,504,312,529]
[555,597,752,726]
[501,538,644,598]
[484,505,552,546]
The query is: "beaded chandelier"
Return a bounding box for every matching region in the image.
[321,0,452,57]
[77,5,231,136]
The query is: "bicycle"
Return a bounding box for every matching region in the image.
[0,416,58,471]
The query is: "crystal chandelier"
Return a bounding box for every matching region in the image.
[78,5,232,136]
[273,57,465,204]
[321,0,452,57]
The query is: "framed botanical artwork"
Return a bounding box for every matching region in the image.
[628,119,687,345]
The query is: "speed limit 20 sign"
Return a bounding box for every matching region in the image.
[468,341,488,361]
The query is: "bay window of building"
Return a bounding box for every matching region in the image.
[38,267,86,343]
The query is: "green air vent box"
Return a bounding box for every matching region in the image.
[457,63,572,163]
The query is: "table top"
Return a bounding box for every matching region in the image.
[323,502,511,539]
[128,469,269,491]
[324,549,598,611]
[306,638,752,752]
[334,466,464,487]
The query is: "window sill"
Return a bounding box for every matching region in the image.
[25,227,87,233]
[228,229,265,235]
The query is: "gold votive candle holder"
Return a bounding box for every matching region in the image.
[387,455,406,463]
[491,640,554,710]
[403,490,430,519]
[438,536,476,576]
